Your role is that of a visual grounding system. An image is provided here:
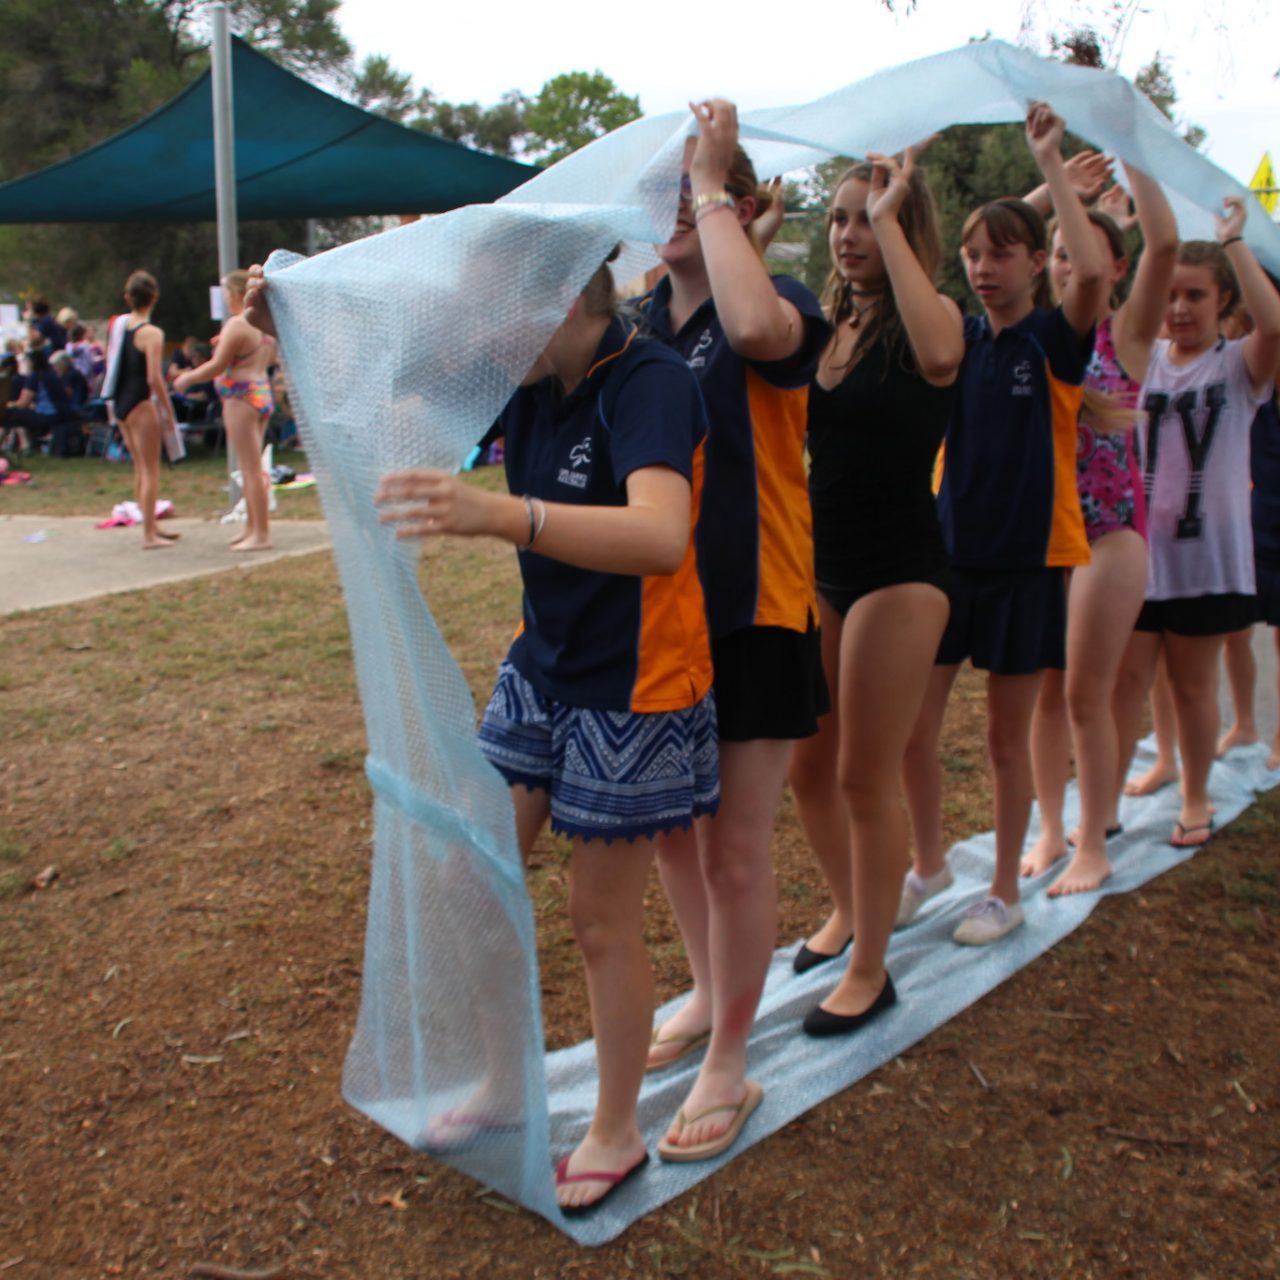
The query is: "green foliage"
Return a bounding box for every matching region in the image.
[412,91,530,158]
[351,53,415,122]
[523,71,641,165]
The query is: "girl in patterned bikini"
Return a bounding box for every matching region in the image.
[1112,206,1280,849]
[1020,165,1178,894]
[174,269,277,551]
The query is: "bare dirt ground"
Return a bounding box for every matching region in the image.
[3,534,1278,1279]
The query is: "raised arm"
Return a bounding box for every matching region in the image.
[687,99,804,363]
[1026,103,1109,337]
[1217,197,1280,395]
[1023,149,1113,217]
[1111,162,1179,376]
[374,465,692,577]
[864,148,964,386]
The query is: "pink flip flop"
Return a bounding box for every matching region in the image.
[555,1151,649,1217]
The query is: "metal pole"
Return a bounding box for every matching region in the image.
[211,4,238,277]
[210,4,241,506]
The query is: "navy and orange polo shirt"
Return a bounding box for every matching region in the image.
[639,274,830,639]
[498,318,712,714]
[937,307,1093,571]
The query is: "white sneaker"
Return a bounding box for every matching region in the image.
[953,895,1024,946]
[895,865,954,927]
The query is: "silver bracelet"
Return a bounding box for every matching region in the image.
[530,497,547,546]
[521,495,536,547]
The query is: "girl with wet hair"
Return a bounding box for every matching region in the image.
[106,271,179,550]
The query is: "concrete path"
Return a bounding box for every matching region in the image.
[0,515,331,615]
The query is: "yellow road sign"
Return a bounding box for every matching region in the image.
[1250,152,1277,216]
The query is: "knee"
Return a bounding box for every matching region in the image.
[1065,680,1106,729]
[837,759,895,817]
[568,894,635,965]
[699,832,771,902]
[987,723,1029,772]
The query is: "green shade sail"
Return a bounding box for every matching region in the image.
[0,37,536,224]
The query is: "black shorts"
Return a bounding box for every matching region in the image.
[817,564,951,619]
[936,566,1067,676]
[1256,556,1280,628]
[711,619,829,742]
[1135,593,1258,637]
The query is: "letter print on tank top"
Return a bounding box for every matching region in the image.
[1141,381,1227,542]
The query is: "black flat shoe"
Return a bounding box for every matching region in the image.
[792,935,853,975]
[802,973,897,1037]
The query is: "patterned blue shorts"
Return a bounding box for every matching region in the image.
[477,662,720,843]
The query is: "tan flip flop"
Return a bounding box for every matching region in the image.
[657,1079,764,1163]
[645,1026,709,1072]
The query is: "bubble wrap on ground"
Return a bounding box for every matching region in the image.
[261,41,1280,1243]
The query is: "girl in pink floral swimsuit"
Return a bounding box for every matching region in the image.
[1076,313,1147,542]
[1021,163,1178,896]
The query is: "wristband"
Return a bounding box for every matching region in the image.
[521,495,536,548]
[531,497,546,547]
[1222,235,1244,247]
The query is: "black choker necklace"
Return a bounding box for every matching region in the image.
[846,287,881,329]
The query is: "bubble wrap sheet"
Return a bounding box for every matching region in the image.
[262,41,1280,1244]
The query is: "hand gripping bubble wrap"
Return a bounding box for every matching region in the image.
[262,41,1280,1244]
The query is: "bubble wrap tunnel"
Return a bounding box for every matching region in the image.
[262,41,1280,1244]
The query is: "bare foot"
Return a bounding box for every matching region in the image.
[1124,759,1178,797]
[141,536,175,550]
[228,533,249,548]
[1047,845,1112,896]
[157,529,181,542]
[1217,724,1259,756]
[646,1000,711,1071]
[661,1064,748,1151]
[555,1132,647,1212]
[1020,829,1067,878]
[230,539,273,552]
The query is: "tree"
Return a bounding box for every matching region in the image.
[523,71,641,165]
[412,91,530,158]
[1134,54,1206,150]
[352,54,416,122]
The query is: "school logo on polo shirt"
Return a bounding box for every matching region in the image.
[558,434,592,489]
[1012,359,1034,396]
[687,328,714,369]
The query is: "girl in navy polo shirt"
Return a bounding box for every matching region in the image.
[377,257,716,1216]
[898,103,1110,946]
[638,100,829,1163]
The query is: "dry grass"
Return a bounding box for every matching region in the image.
[1,485,1277,1278]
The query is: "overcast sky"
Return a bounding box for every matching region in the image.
[337,0,1279,187]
